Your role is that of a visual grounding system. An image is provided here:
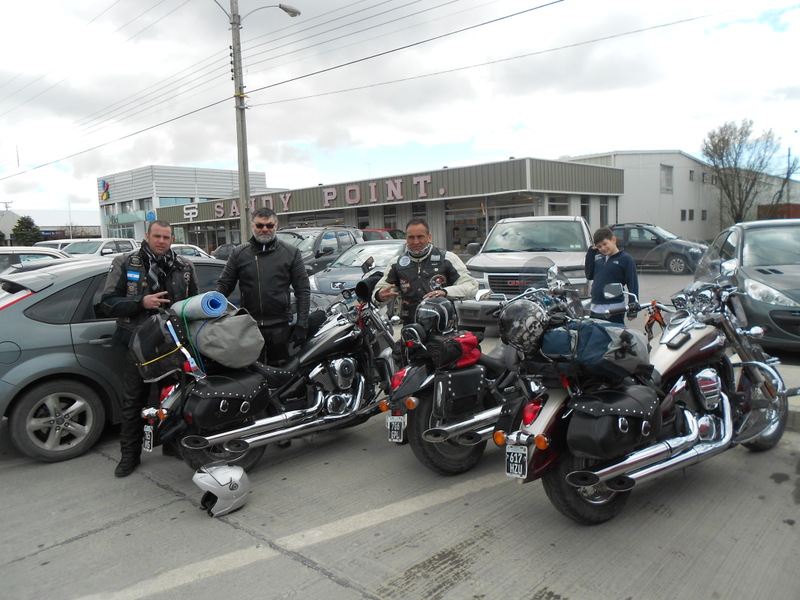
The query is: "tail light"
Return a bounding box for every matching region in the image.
[391,367,408,390]
[159,384,177,404]
[521,398,544,426]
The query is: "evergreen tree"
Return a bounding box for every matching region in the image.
[11,216,44,246]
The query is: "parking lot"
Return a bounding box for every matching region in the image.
[1,272,799,600]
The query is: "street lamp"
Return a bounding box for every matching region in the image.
[213,1,301,243]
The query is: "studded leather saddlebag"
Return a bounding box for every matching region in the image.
[183,371,270,429]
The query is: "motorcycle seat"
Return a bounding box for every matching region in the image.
[249,360,296,387]
[478,347,507,377]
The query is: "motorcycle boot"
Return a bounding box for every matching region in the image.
[114,453,141,477]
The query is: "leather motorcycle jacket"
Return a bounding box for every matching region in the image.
[215,236,310,328]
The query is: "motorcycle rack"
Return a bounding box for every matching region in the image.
[566,394,734,492]
[422,405,504,443]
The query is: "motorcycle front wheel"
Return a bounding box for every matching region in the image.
[739,347,788,452]
[179,426,266,472]
[406,390,487,475]
[542,453,630,525]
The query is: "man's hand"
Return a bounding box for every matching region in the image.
[423,290,447,299]
[142,291,170,310]
[377,286,400,302]
[292,326,307,346]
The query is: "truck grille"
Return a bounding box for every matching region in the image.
[488,275,546,296]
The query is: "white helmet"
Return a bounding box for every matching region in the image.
[192,461,250,517]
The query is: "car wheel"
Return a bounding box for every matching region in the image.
[665,254,689,275]
[9,380,107,462]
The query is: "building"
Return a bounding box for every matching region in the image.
[0,209,101,246]
[156,157,625,253]
[564,150,722,241]
[96,165,271,247]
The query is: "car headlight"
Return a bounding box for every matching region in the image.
[309,277,318,292]
[468,270,488,288]
[744,279,800,307]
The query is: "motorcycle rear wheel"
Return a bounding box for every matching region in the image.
[179,427,266,472]
[542,453,630,525]
[406,390,487,475]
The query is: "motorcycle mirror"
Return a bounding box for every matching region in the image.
[603,283,624,299]
[361,256,375,274]
[720,258,738,278]
[475,289,493,301]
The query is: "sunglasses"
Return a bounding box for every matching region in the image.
[254,222,277,229]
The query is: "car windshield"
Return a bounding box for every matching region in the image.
[742,226,800,267]
[482,221,586,252]
[330,243,405,268]
[63,241,102,254]
[647,225,678,240]
[276,231,317,252]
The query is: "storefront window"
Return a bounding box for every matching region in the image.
[547,194,569,216]
[356,208,369,229]
[599,198,609,226]
[383,205,397,230]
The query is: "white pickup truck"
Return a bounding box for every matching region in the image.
[456,216,592,331]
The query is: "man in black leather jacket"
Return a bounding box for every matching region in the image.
[216,208,310,366]
[100,221,198,477]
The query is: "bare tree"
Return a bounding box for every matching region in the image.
[701,119,798,224]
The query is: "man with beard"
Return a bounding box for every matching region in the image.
[373,218,477,325]
[216,207,310,366]
[100,221,198,477]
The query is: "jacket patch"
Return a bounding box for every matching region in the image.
[127,271,141,281]
[129,256,142,267]
[398,256,411,267]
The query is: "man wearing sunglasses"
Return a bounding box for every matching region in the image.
[216,208,310,366]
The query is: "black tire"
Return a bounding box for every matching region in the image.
[665,254,689,275]
[9,380,106,462]
[541,453,630,525]
[406,390,486,475]
[741,347,788,452]
[179,427,266,472]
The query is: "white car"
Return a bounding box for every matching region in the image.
[62,238,138,258]
[171,243,212,258]
[0,246,72,274]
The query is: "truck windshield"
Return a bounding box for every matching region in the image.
[483,221,586,252]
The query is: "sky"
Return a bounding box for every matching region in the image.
[0,0,798,213]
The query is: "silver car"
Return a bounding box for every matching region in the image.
[0,256,239,462]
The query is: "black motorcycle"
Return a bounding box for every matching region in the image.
[138,274,397,471]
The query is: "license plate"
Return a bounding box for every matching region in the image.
[143,424,154,452]
[505,445,527,478]
[387,415,405,443]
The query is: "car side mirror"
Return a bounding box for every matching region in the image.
[466,242,481,255]
[317,246,335,258]
[651,236,660,245]
[720,258,739,278]
[100,248,114,255]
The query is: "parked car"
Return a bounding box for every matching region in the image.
[62,238,138,258]
[171,243,211,258]
[610,223,707,275]
[309,239,406,312]
[0,246,73,275]
[360,228,405,241]
[0,256,240,463]
[457,216,593,330]
[211,243,237,261]
[34,240,74,250]
[276,225,363,275]
[695,218,800,351]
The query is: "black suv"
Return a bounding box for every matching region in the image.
[610,223,708,275]
[276,226,363,274]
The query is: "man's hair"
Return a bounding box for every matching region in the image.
[147,220,172,234]
[406,218,430,233]
[593,227,614,245]
[252,208,277,222]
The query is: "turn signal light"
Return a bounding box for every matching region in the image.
[493,430,507,446]
[534,434,550,450]
[405,396,419,410]
[521,399,544,426]
[157,408,169,421]
[379,400,390,412]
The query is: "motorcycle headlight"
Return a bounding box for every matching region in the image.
[744,279,800,307]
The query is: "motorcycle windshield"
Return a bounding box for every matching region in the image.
[518,256,585,318]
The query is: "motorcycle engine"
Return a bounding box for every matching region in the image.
[309,358,359,416]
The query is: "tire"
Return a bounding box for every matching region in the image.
[9,380,106,462]
[406,390,487,475]
[740,347,788,452]
[665,254,689,275]
[179,427,266,472]
[541,453,630,525]
[386,296,403,319]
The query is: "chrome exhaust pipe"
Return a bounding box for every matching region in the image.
[566,408,700,489]
[225,378,374,451]
[568,395,734,492]
[181,391,325,450]
[454,424,495,446]
[422,405,504,443]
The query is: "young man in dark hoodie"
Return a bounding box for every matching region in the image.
[584,226,638,324]
[216,208,310,365]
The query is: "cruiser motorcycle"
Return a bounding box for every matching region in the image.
[138,274,397,472]
[492,257,789,524]
[380,300,520,475]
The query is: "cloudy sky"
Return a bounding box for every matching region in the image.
[1,0,797,212]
